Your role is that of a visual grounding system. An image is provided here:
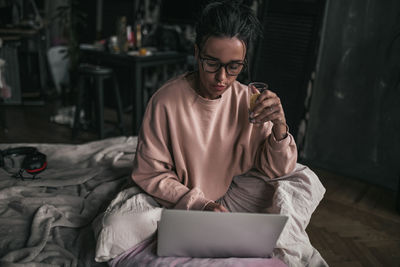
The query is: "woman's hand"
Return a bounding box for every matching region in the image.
[204,202,229,212]
[249,89,288,140]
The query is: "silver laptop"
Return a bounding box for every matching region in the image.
[157,209,288,258]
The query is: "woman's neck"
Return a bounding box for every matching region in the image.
[192,71,221,100]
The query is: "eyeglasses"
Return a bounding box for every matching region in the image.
[199,56,246,76]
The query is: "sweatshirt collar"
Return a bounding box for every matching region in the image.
[184,72,229,107]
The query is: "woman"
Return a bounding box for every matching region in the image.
[131,0,297,212]
[101,1,327,265]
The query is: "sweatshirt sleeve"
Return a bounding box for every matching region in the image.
[131,93,212,210]
[254,123,298,178]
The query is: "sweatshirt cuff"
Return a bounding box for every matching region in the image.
[268,132,293,151]
[174,187,213,210]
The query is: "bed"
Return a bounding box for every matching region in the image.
[0,136,328,267]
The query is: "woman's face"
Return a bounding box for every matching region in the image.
[195,36,246,100]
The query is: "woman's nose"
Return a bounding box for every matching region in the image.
[215,66,228,82]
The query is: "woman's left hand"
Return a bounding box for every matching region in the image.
[204,202,229,212]
[249,89,288,140]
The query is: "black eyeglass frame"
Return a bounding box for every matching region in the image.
[198,56,247,76]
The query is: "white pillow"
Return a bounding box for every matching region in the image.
[92,187,162,262]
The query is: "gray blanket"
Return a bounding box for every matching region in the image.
[0,137,138,267]
[0,136,327,267]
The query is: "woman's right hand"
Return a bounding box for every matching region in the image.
[204,202,229,212]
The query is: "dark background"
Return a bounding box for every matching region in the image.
[253,0,400,191]
[302,0,400,190]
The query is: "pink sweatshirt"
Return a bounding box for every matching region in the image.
[131,73,297,210]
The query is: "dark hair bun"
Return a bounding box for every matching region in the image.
[195,0,262,51]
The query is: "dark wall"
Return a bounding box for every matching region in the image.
[303,0,400,190]
[78,0,138,43]
[77,0,97,43]
[252,0,326,139]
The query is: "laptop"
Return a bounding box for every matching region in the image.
[157,209,288,258]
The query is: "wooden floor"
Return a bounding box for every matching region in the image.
[309,169,400,266]
[1,99,399,266]
[0,97,134,144]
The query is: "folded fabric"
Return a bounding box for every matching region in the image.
[92,187,162,262]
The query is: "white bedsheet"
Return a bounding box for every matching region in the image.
[95,165,328,267]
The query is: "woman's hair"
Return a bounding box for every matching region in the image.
[195,0,262,54]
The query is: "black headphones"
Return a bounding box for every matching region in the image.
[0,147,47,179]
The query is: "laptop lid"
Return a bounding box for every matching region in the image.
[157,209,288,258]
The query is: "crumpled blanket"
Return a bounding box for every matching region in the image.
[221,166,328,266]
[96,164,328,267]
[0,136,138,267]
[0,136,328,267]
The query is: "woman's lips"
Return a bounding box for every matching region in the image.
[213,85,226,91]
